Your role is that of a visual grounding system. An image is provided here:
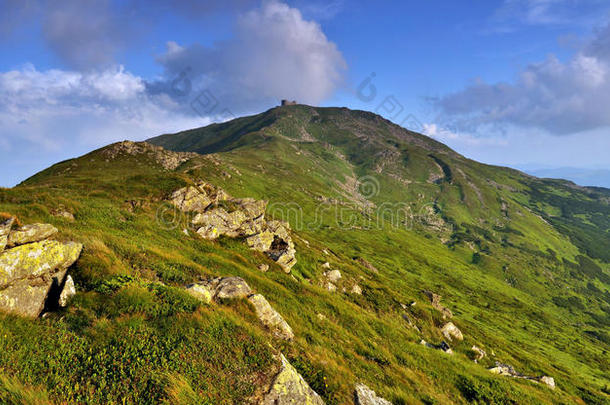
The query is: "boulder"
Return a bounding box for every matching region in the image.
[257,264,270,272]
[248,294,294,340]
[52,209,75,221]
[261,354,325,405]
[0,217,14,252]
[185,283,214,304]
[441,322,463,341]
[321,262,331,269]
[420,339,453,354]
[0,240,82,317]
[540,376,555,389]
[324,270,342,283]
[351,284,362,295]
[7,223,58,247]
[196,277,252,301]
[58,275,76,307]
[171,181,229,212]
[354,383,392,405]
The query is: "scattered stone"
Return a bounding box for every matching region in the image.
[58,275,76,307]
[324,281,337,292]
[52,209,75,221]
[441,322,464,341]
[7,223,58,247]
[248,294,294,340]
[420,339,453,354]
[351,284,362,295]
[488,362,554,388]
[321,262,331,269]
[471,345,486,362]
[317,313,326,321]
[257,263,270,272]
[261,354,325,405]
[0,217,14,252]
[0,240,82,317]
[185,283,214,304]
[540,376,555,389]
[422,290,453,319]
[324,269,342,283]
[354,383,392,405]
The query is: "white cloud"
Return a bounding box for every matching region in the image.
[155,0,346,110]
[437,21,610,135]
[0,65,208,154]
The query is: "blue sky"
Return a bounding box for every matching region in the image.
[1,0,610,187]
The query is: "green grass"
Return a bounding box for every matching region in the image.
[0,105,608,404]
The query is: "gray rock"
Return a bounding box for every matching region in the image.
[248,294,294,340]
[59,275,76,307]
[199,277,252,300]
[422,290,453,319]
[441,322,463,341]
[540,376,555,389]
[261,354,325,405]
[0,240,82,317]
[0,217,14,252]
[471,345,486,362]
[257,263,270,272]
[354,383,392,405]
[324,270,342,283]
[7,223,58,247]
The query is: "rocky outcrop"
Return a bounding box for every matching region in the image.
[324,270,342,283]
[187,277,252,302]
[422,290,453,319]
[354,383,392,405]
[7,223,57,248]
[441,322,463,341]
[488,362,555,389]
[248,294,294,340]
[0,239,82,317]
[170,181,297,271]
[102,141,198,170]
[261,354,325,405]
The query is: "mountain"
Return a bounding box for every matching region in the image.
[1,104,609,404]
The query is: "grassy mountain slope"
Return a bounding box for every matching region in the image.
[1,105,608,404]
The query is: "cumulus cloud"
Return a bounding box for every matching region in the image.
[437,21,610,135]
[0,65,207,156]
[152,0,346,111]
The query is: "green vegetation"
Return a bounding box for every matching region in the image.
[0,105,608,404]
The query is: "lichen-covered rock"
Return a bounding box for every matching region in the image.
[351,284,362,295]
[354,383,392,405]
[0,217,14,252]
[102,140,198,170]
[7,223,58,247]
[441,322,463,341]
[261,354,325,405]
[58,275,76,307]
[248,294,294,340]
[0,240,82,317]
[185,283,214,304]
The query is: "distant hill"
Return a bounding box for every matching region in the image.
[520,166,610,189]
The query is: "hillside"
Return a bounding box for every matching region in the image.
[1,104,609,404]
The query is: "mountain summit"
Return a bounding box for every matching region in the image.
[1,105,608,404]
